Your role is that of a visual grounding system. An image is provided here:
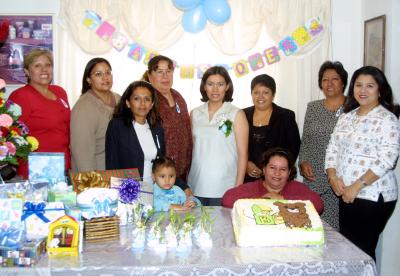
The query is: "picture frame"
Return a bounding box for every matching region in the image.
[363,15,386,72]
[0,14,53,85]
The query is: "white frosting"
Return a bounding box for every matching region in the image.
[232,199,324,247]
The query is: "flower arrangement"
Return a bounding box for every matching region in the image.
[217,114,233,137]
[0,79,39,171]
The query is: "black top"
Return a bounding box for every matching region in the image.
[243,103,301,181]
[105,117,166,178]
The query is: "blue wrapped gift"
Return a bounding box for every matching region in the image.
[28,152,65,188]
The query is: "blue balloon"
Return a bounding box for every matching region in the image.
[203,0,231,25]
[173,0,202,11]
[182,5,207,33]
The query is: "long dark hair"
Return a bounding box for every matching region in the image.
[200,66,234,102]
[343,66,400,117]
[113,81,161,127]
[81,57,112,94]
[260,147,297,181]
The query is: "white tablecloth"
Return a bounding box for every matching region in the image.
[2,207,377,276]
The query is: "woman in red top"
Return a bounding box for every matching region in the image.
[222,147,324,214]
[9,48,70,178]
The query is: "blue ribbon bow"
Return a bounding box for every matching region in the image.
[21,202,51,223]
[0,227,25,248]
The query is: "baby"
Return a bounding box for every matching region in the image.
[152,156,200,212]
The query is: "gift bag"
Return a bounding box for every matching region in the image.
[28,153,66,188]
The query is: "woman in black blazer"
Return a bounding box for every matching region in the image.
[106,81,165,183]
[243,74,300,183]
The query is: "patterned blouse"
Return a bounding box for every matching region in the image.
[325,105,400,202]
[158,88,192,181]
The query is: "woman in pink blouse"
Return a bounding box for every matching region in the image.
[325,66,400,260]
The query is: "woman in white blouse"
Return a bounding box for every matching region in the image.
[325,66,400,260]
[188,66,248,206]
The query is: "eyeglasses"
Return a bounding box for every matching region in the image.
[92,71,112,78]
[154,69,173,77]
[206,82,226,88]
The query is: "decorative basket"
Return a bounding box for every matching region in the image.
[84,216,120,242]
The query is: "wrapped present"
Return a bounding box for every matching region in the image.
[77,188,118,219]
[69,171,109,194]
[22,201,65,240]
[0,198,23,230]
[0,226,25,248]
[66,206,82,222]
[0,181,48,202]
[48,183,77,207]
[69,168,140,193]
[0,238,46,267]
[28,152,66,188]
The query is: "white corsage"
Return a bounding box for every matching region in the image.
[216,114,233,137]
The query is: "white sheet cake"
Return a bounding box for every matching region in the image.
[232,199,325,247]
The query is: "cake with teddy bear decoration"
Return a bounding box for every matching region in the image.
[232,199,325,247]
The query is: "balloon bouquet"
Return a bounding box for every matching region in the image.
[173,0,231,33]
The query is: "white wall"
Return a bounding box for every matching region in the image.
[332,0,400,275]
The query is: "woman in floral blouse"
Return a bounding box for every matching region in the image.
[325,66,400,260]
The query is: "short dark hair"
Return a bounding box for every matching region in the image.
[318,60,348,91]
[344,66,400,117]
[152,156,176,173]
[113,80,161,127]
[147,55,174,73]
[251,74,276,95]
[81,58,112,94]
[260,147,297,181]
[199,66,234,102]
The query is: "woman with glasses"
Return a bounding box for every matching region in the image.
[299,61,348,230]
[188,66,249,206]
[243,74,300,183]
[143,55,192,184]
[70,58,120,171]
[222,147,323,214]
[8,48,71,179]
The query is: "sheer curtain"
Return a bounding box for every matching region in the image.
[56,0,331,134]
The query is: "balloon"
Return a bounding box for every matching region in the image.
[182,5,207,33]
[173,0,202,11]
[203,0,231,25]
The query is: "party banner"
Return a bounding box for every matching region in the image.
[82,10,323,79]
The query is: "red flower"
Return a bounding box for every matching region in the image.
[9,126,22,136]
[0,20,10,43]
[1,126,9,137]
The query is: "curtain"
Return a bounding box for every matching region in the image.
[56,0,331,135]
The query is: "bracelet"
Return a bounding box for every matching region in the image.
[358,178,368,187]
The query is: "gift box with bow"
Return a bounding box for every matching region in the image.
[77,188,118,219]
[69,168,140,193]
[22,201,65,240]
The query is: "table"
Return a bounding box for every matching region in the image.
[2,207,377,275]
